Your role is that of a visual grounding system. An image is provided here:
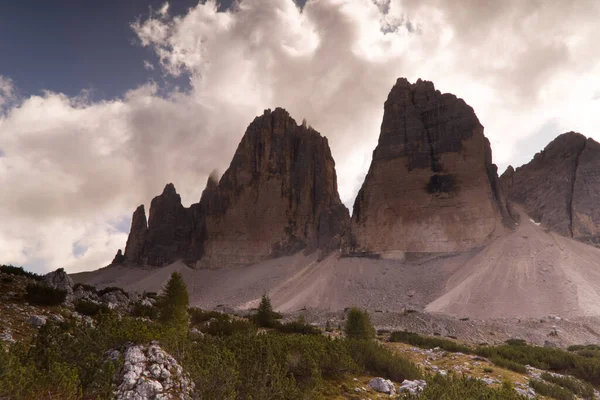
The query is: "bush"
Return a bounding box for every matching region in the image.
[276,320,321,335]
[74,300,110,316]
[345,308,375,340]
[346,339,421,382]
[97,286,127,297]
[474,343,600,386]
[131,302,160,320]
[505,338,527,346]
[489,356,527,374]
[389,331,472,353]
[200,318,256,336]
[0,314,161,399]
[403,374,529,399]
[189,308,229,326]
[567,344,600,352]
[529,379,575,400]
[73,282,97,293]
[25,283,67,306]
[540,372,594,399]
[1,276,14,283]
[0,264,42,281]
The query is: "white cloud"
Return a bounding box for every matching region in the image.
[1,0,600,274]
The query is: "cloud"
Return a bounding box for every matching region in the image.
[0,76,16,112]
[1,0,600,274]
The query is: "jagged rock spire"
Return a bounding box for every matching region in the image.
[351,78,513,254]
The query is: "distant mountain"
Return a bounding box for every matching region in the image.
[500,132,600,246]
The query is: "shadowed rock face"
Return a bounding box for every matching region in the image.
[351,78,513,254]
[123,108,348,267]
[124,205,147,263]
[501,132,600,246]
[198,108,349,267]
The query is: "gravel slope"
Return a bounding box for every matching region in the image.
[73,208,600,320]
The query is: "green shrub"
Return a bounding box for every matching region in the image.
[0,264,42,281]
[0,315,160,399]
[189,308,229,326]
[73,282,97,293]
[345,308,375,340]
[574,349,600,359]
[25,283,67,306]
[389,331,472,353]
[489,356,527,374]
[567,344,600,352]
[540,372,594,399]
[474,343,600,386]
[74,300,110,316]
[276,320,321,335]
[505,338,527,346]
[97,286,127,297]
[346,339,421,382]
[529,378,575,400]
[131,302,160,320]
[200,318,256,336]
[403,374,528,399]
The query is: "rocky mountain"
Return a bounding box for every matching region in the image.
[122,108,348,267]
[500,132,600,246]
[197,108,349,267]
[351,78,514,256]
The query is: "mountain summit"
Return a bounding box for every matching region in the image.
[122,108,349,267]
[351,78,514,256]
[501,132,600,246]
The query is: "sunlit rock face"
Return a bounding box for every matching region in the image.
[351,78,513,255]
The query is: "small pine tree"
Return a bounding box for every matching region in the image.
[325,320,333,332]
[344,307,375,340]
[254,293,281,328]
[158,272,189,329]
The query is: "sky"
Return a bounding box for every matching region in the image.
[1,0,600,274]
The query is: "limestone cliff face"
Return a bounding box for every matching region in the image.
[123,108,348,267]
[198,108,349,267]
[500,132,600,246]
[351,78,513,254]
[124,185,194,267]
[124,205,147,263]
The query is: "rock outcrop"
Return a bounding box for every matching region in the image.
[43,268,74,294]
[112,342,194,400]
[500,132,600,245]
[351,78,513,255]
[123,108,348,267]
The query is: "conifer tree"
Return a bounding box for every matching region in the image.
[344,307,375,340]
[159,272,189,329]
